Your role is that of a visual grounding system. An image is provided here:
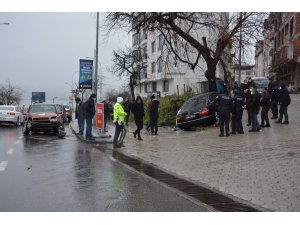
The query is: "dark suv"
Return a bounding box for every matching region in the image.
[23,103,65,137]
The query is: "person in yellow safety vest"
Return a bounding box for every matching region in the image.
[113,97,127,148]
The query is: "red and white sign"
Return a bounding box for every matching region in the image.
[96,103,104,130]
[68,96,73,104]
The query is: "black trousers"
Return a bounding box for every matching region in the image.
[134,117,143,138]
[278,105,288,122]
[231,112,243,132]
[247,109,251,125]
[261,106,270,126]
[150,116,158,134]
[271,101,278,117]
[250,109,260,130]
[125,112,130,126]
[219,112,230,135]
[113,123,126,147]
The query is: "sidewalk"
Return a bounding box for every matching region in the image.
[71,95,300,211]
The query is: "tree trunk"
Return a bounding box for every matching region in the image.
[205,64,217,92]
[129,75,135,101]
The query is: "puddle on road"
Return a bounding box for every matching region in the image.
[112,151,260,212]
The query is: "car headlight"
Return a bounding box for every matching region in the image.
[50,116,58,122]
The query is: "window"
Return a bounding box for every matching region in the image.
[152,82,157,92]
[132,33,140,46]
[151,41,156,53]
[151,62,156,73]
[158,57,163,73]
[143,46,147,59]
[274,37,277,50]
[158,34,163,50]
[144,83,148,93]
[281,28,284,44]
[290,17,294,37]
[143,28,147,40]
[163,80,169,92]
[285,23,289,36]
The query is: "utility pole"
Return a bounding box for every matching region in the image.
[94,12,99,101]
[238,12,243,86]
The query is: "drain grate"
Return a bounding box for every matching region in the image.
[113,151,260,212]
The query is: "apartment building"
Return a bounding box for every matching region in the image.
[132,14,230,98]
[267,13,300,86]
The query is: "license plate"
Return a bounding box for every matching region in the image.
[186,114,195,119]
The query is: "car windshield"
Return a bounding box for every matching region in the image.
[253,79,269,89]
[181,95,207,112]
[29,105,57,113]
[0,106,14,111]
[63,105,70,110]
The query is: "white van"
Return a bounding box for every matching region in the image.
[252,77,269,93]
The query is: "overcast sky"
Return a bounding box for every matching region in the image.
[0,12,131,105]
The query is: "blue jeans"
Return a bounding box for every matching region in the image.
[78,116,85,134]
[85,117,93,138]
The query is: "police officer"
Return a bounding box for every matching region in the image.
[214,87,233,137]
[270,81,280,119]
[231,88,245,134]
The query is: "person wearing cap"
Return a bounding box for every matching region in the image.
[149,94,160,135]
[113,97,127,148]
[231,88,245,134]
[85,93,96,140]
[75,97,85,135]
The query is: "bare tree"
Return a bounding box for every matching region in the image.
[109,47,146,100]
[0,80,22,105]
[104,86,131,102]
[105,12,267,91]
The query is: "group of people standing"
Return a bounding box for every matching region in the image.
[214,77,291,137]
[112,94,160,149]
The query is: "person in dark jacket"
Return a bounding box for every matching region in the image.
[267,78,275,94]
[149,94,159,135]
[276,83,291,124]
[248,85,261,132]
[214,88,233,137]
[75,97,85,135]
[123,97,131,126]
[270,81,280,119]
[231,88,245,134]
[131,96,145,140]
[85,93,96,140]
[244,88,252,126]
[260,87,271,128]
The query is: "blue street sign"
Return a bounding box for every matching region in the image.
[79,59,93,89]
[32,92,46,103]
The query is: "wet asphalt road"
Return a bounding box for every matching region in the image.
[0,124,207,212]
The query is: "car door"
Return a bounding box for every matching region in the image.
[16,106,23,123]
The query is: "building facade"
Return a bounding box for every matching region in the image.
[132,14,231,98]
[267,12,300,87]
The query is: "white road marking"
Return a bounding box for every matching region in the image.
[14,140,20,145]
[0,161,8,172]
[7,148,15,155]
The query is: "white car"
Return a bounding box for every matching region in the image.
[0,105,24,126]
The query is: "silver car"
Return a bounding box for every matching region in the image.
[0,105,24,126]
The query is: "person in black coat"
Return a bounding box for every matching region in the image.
[75,97,86,135]
[214,88,233,137]
[123,97,131,126]
[248,85,261,132]
[260,87,271,128]
[149,94,159,135]
[131,96,145,140]
[231,88,245,134]
[270,81,280,119]
[85,93,96,140]
[276,83,291,124]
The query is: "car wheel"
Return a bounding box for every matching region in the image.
[57,123,66,138]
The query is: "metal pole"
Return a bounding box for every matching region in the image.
[238,13,242,85]
[94,12,99,100]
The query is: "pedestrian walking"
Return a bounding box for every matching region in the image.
[270,81,280,119]
[276,83,291,124]
[113,97,127,148]
[85,93,96,140]
[123,96,131,127]
[214,88,233,137]
[149,94,160,135]
[131,96,145,140]
[248,85,261,132]
[75,97,85,135]
[260,87,271,128]
[231,88,245,134]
